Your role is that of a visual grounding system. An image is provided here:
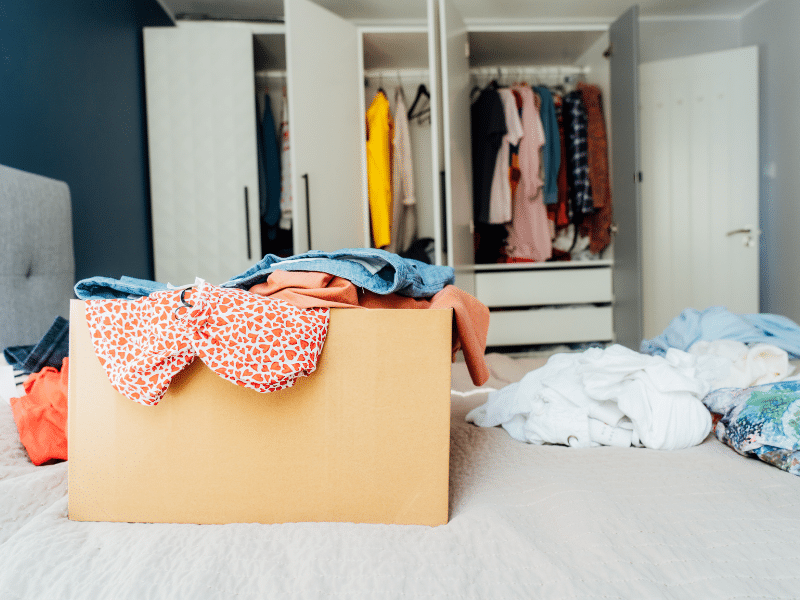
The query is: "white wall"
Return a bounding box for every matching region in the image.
[741,0,800,324]
[639,18,741,63]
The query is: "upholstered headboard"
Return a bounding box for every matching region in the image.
[0,165,75,349]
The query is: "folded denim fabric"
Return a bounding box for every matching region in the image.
[3,316,69,373]
[74,249,456,301]
[74,275,170,301]
[224,248,455,298]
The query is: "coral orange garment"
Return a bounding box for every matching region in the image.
[10,358,69,466]
[249,270,491,386]
[86,281,329,406]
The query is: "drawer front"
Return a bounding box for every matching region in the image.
[475,268,612,307]
[486,306,613,347]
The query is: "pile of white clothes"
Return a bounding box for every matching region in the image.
[467,342,798,451]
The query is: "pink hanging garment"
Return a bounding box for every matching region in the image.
[504,85,551,262]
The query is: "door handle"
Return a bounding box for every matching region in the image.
[244,186,252,260]
[303,173,312,250]
[726,225,760,247]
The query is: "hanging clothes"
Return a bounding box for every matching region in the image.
[547,92,571,234]
[535,86,560,207]
[563,90,594,220]
[258,92,282,252]
[279,90,292,232]
[390,87,418,255]
[366,90,394,249]
[470,86,507,225]
[504,85,551,262]
[577,82,613,254]
[488,87,524,225]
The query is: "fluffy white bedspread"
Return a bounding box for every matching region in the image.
[1,355,799,599]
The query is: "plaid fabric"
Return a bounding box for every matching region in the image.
[3,316,69,374]
[577,82,613,254]
[563,91,594,219]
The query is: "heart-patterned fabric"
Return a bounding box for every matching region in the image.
[85,281,329,406]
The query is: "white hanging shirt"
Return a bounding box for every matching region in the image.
[390,88,417,254]
[488,88,524,225]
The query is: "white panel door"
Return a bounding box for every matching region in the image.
[285,0,363,253]
[438,0,474,282]
[640,46,759,338]
[144,23,260,285]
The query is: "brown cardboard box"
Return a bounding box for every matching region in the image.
[67,300,452,526]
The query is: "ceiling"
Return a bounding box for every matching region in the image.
[162,0,766,24]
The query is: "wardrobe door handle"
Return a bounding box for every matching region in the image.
[303,173,312,250]
[244,186,252,260]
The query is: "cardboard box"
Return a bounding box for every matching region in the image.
[67,300,452,526]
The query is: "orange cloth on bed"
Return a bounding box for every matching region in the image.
[249,270,491,386]
[10,358,69,466]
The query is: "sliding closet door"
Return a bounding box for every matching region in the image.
[285,0,363,253]
[608,6,643,349]
[438,0,474,284]
[144,23,261,285]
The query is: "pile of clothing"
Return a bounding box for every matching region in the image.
[468,306,800,476]
[9,248,491,466]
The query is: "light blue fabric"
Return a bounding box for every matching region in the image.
[640,306,800,359]
[534,86,560,206]
[75,248,455,300]
[224,248,454,298]
[74,275,170,300]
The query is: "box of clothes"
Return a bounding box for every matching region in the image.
[65,249,491,526]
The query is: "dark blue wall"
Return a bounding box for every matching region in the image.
[0,0,172,282]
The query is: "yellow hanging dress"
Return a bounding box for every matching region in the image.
[365,90,394,248]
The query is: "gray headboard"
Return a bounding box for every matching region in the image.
[0,165,75,349]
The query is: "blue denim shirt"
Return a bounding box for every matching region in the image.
[75,249,454,300]
[224,248,453,297]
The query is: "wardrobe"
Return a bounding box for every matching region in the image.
[143,0,643,350]
[438,1,642,350]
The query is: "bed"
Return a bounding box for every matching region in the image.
[3,166,800,599]
[0,352,798,599]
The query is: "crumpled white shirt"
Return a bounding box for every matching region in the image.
[466,344,723,450]
[688,339,796,390]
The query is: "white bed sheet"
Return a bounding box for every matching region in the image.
[1,355,799,600]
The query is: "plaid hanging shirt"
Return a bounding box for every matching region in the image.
[563,90,594,219]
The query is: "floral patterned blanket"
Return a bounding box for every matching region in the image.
[703,380,800,476]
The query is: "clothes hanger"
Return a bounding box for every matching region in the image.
[407,83,430,122]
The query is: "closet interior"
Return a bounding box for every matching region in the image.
[253,32,293,258]
[455,25,618,351]
[359,26,443,266]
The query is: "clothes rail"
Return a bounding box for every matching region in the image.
[469,65,589,79]
[364,68,430,82]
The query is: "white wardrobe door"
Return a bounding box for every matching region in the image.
[438,0,474,274]
[608,5,643,350]
[285,0,363,253]
[144,24,260,285]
